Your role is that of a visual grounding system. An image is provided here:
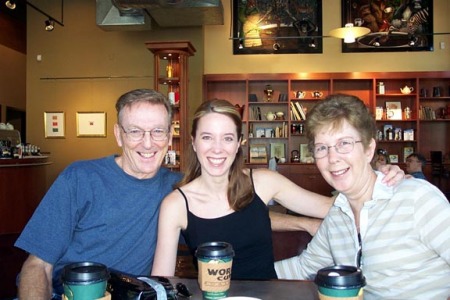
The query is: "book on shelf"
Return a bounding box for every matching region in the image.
[295,101,307,120]
[290,102,301,120]
[249,144,268,163]
[278,93,288,102]
[419,106,436,120]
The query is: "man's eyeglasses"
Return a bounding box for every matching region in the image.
[313,138,362,159]
[120,125,169,142]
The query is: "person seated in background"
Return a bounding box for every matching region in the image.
[151,99,405,281]
[14,89,183,299]
[406,152,427,180]
[275,94,450,299]
[371,148,389,169]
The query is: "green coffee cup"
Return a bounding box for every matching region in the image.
[314,265,366,299]
[195,241,235,300]
[62,262,109,300]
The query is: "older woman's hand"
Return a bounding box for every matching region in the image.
[378,164,405,186]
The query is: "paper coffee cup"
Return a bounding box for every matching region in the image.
[315,265,365,300]
[195,241,235,300]
[62,262,109,300]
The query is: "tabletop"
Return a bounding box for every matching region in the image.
[174,277,319,300]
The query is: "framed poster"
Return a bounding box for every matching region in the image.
[233,0,323,54]
[44,111,65,138]
[341,0,433,52]
[76,112,107,137]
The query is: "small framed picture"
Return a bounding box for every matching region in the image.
[386,101,402,120]
[270,142,285,159]
[44,111,65,138]
[76,112,107,137]
[300,144,315,164]
[389,154,399,163]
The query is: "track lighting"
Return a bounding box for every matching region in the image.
[45,19,55,31]
[5,0,16,9]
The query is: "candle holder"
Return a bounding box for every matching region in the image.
[264,84,274,102]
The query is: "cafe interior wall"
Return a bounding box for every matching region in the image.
[0,45,26,122]
[204,0,450,73]
[25,0,204,187]
[25,0,450,188]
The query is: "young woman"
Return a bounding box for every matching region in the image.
[151,99,404,280]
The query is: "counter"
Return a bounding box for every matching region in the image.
[0,156,51,297]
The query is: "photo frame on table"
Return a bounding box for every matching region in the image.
[44,111,65,138]
[341,0,433,53]
[233,0,323,54]
[76,112,107,137]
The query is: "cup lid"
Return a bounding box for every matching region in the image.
[195,241,234,258]
[62,262,109,283]
[314,265,366,289]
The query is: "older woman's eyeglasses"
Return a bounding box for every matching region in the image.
[120,125,169,142]
[313,138,362,159]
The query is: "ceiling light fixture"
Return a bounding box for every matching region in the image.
[45,19,55,31]
[329,23,371,43]
[5,0,16,9]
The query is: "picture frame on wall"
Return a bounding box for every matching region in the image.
[44,111,65,138]
[76,112,107,137]
[341,0,433,53]
[233,0,323,54]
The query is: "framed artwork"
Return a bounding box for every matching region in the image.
[44,111,65,138]
[389,154,399,163]
[341,0,433,52]
[76,112,107,137]
[270,142,286,159]
[386,101,402,120]
[300,143,315,163]
[233,0,323,54]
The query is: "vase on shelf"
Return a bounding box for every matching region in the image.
[264,84,274,102]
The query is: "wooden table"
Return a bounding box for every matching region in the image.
[174,277,319,300]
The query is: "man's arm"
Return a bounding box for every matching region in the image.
[18,254,53,299]
[269,211,322,236]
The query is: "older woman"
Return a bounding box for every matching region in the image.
[275,94,450,299]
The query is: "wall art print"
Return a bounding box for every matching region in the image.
[342,0,433,52]
[233,0,323,54]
